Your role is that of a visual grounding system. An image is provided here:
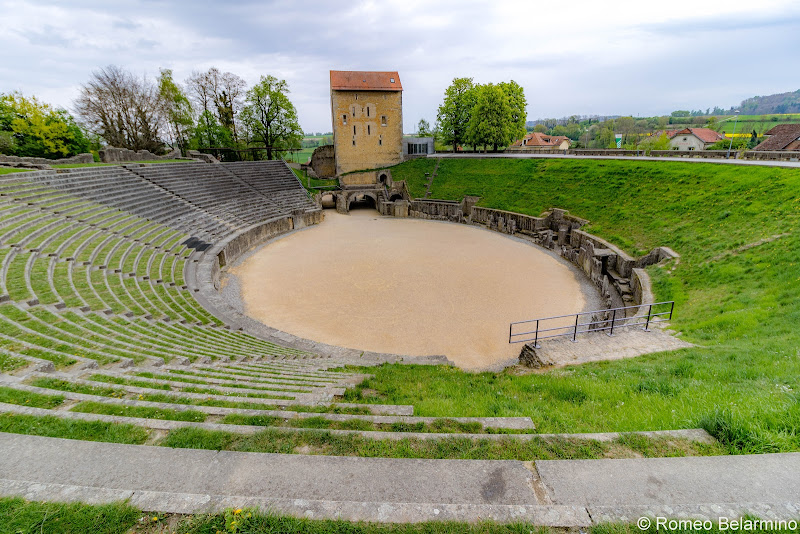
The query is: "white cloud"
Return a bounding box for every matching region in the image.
[1,0,799,132]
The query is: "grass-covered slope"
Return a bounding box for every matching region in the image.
[377,158,800,452]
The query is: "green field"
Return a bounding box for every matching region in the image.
[369,157,800,453]
[716,114,800,135]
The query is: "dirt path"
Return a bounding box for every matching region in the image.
[230,210,597,369]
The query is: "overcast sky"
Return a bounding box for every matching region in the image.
[2,0,799,133]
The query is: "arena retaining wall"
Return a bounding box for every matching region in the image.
[406,199,677,317]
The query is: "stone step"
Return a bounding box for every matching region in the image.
[112,368,347,392]
[0,402,713,444]
[25,372,336,407]
[7,432,794,526]
[0,379,530,430]
[154,366,363,388]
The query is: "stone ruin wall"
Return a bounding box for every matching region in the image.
[309,145,335,178]
[0,153,94,169]
[99,147,182,163]
[407,199,678,320]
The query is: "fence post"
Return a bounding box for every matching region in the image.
[644,304,653,331]
[572,314,579,342]
[508,322,512,344]
[609,309,616,336]
[669,301,675,320]
[534,320,540,348]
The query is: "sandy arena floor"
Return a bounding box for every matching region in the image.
[229,210,599,369]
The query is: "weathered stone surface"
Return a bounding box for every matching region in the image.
[310,144,335,178]
[186,150,219,163]
[99,147,181,163]
[0,153,93,166]
[519,344,549,368]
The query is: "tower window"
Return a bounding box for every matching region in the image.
[351,106,356,117]
[368,125,371,135]
[381,115,387,126]
[367,106,370,117]
[353,125,356,136]
[355,94,358,100]
[352,139,356,146]
[342,114,347,125]
[379,135,382,146]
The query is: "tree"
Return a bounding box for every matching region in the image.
[466,83,512,151]
[436,78,477,152]
[157,69,193,154]
[497,80,527,142]
[74,65,165,152]
[417,119,432,137]
[0,92,92,158]
[240,75,302,160]
[186,67,246,145]
[190,110,231,149]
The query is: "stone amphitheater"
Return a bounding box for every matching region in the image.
[0,159,797,528]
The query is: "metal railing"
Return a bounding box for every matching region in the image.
[509,301,675,347]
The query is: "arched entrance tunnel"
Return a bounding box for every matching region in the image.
[347,192,377,211]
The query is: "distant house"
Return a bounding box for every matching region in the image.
[668,128,725,151]
[511,132,571,150]
[753,124,800,151]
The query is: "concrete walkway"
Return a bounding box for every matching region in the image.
[1,433,798,525]
[429,152,800,169]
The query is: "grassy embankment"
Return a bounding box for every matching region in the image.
[292,167,338,193]
[351,157,800,454]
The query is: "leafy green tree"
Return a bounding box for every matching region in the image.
[467,84,512,151]
[240,75,302,160]
[158,69,193,154]
[436,78,477,151]
[417,118,432,137]
[190,110,232,149]
[0,92,92,158]
[497,80,527,142]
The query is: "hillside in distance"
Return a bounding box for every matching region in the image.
[735,89,800,115]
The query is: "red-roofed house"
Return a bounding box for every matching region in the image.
[668,128,725,151]
[753,124,800,151]
[330,70,403,175]
[510,132,571,150]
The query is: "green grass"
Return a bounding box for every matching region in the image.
[0,167,30,175]
[0,413,148,444]
[70,401,207,422]
[11,498,795,534]
[161,426,721,460]
[220,413,485,433]
[292,167,339,192]
[28,377,127,398]
[0,386,64,409]
[355,157,800,452]
[0,352,26,372]
[0,497,140,534]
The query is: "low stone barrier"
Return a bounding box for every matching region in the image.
[649,150,735,159]
[568,149,643,157]
[742,150,800,161]
[99,147,181,163]
[406,201,677,316]
[0,153,94,166]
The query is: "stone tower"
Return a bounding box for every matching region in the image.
[330,70,403,176]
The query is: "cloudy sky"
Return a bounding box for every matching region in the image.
[2,0,799,133]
